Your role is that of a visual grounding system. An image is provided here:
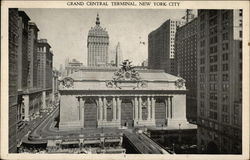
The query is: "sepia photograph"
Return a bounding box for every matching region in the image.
[1,1,249,160]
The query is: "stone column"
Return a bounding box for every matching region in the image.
[168,96,171,119]
[78,98,81,120]
[134,97,138,120]
[147,96,151,120]
[165,98,168,119]
[103,97,107,121]
[99,97,103,120]
[23,95,30,121]
[170,96,173,118]
[112,96,116,121]
[139,96,142,120]
[81,98,85,127]
[151,97,155,120]
[117,97,121,121]
[42,91,46,109]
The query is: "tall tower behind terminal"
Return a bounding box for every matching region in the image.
[115,42,123,67]
[87,14,109,67]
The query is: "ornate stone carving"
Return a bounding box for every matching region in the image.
[175,78,185,88]
[113,59,141,81]
[106,60,147,89]
[62,77,74,88]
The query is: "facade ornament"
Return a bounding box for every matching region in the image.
[106,60,147,89]
[175,78,185,88]
[62,77,74,88]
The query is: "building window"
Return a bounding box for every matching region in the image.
[209,83,217,91]
[239,19,242,27]
[209,101,217,110]
[222,43,229,51]
[209,111,218,120]
[210,92,218,100]
[222,63,229,71]
[200,74,205,82]
[222,94,229,102]
[210,65,217,72]
[209,74,217,81]
[209,55,217,63]
[239,9,242,16]
[222,53,229,61]
[222,114,229,123]
[222,74,229,81]
[222,32,229,40]
[239,31,242,38]
[209,46,217,54]
[222,83,229,91]
[222,104,228,112]
[200,83,205,90]
[200,58,205,64]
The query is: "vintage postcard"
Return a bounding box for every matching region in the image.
[1,0,249,160]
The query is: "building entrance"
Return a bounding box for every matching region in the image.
[121,98,134,127]
[155,98,166,127]
[84,99,97,128]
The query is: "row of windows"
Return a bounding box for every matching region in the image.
[199,64,229,73]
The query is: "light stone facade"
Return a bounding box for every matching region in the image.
[87,14,109,67]
[59,64,191,130]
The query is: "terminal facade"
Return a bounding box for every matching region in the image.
[59,60,191,130]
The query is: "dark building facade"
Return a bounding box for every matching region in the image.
[27,22,39,89]
[37,39,53,109]
[17,11,30,92]
[9,8,19,153]
[197,10,242,154]
[175,18,198,122]
[8,9,56,153]
[148,19,184,75]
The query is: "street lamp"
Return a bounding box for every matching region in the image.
[178,123,181,143]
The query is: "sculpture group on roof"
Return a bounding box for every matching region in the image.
[113,59,140,81]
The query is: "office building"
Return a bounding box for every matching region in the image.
[148,19,184,75]
[115,42,123,67]
[9,8,19,153]
[197,10,242,153]
[87,14,109,67]
[175,18,198,122]
[27,22,39,89]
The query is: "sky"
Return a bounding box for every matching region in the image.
[22,8,196,69]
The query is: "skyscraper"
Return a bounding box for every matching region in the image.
[87,14,109,67]
[115,42,123,67]
[9,8,19,153]
[27,22,39,89]
[175,18,198,122]
[197,10,242,154]
[148,19,184,75]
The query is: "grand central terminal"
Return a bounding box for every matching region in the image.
[59,60,194,130]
